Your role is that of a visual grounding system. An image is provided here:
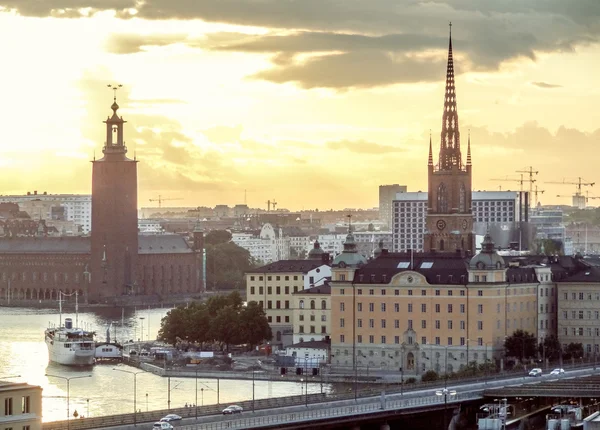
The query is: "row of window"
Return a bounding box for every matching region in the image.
[563,292,600,301]
[297,325,327,334]
[563,310,600,320]
[338,334,485,346]
[339,287,539,296]
[3,396,30,416]
[339,301,534,314]
[249,275,300,281]
[349,318,477,331]
[562,327,600,337]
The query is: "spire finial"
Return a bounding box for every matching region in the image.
[107,84,123,113]
[466,129,472,166]
[428,130,433,166]
[449,21,452,38]
[347,213,352,234]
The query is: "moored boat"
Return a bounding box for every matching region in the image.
[45,318,95,366]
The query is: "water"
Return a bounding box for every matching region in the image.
[0,306,322,422]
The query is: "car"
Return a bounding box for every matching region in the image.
[528,368,543,377]
[160,414,182,422]
[153,422,173,430]
[222,405,243,415]
[550,368,565,376]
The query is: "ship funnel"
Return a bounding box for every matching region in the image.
[65,318,73,329]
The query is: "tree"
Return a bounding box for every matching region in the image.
[205,241,256,290]
[564,343,584,360]
[239,301,272,349]
[158,306,192,345]
[208,306,242,351]
[421,370,439,382]
[205,230,232,246]
[539,335,562,360]
[504,330,537,361]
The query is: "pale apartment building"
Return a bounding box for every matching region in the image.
[329,234,544,376]
[0,380,42,430]
[246,252,331,348]
[291,283,331,344]
[556,264,600,358]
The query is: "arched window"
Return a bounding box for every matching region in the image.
[310,300,316,310]
[459,183,466,212]
[321,300,327,310]
[299,300,304,309]
[437,183,448,213]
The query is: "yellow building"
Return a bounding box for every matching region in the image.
[291,283,331,344]
[330,234,545,376]
[0,380,42,430]
[245,254,331,348]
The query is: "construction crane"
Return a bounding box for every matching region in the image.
[149,195,183,208]
[546,177,595,209]
[265,199,278,212]
[585,191,600,203]
[491,174,535,193]
[516,166,539,204]
[533,185,545,208]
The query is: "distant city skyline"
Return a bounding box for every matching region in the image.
[0,2,598,210]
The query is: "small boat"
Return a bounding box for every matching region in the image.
[45,291,95,366]
[94,342,123,362]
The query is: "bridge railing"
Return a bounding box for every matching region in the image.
[183,391,482,430]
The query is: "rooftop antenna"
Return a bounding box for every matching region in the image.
[347,213,352,233]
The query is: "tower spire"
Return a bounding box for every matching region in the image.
[428,130,433,166]
[466,129,472,166]
[438,21,462,171]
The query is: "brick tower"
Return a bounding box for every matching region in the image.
[90,88,138,301]
[424,24,475,254]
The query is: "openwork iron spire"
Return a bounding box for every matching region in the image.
[466,129,472,166]
[428,130,433,166]
[438,22,462,171]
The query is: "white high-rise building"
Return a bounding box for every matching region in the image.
[392,191,519,252]
[379,184,407,228]
[0,192,92,234]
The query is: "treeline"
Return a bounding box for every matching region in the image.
[204,230,259,290]
[158,291,272,351]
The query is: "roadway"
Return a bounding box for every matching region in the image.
[92,365,600,430]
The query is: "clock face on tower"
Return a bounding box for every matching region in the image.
[462,219,468,230]
[436,219,447,231]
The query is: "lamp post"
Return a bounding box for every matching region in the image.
[46,374,91,430]
[252,370,255,412]
[86,399,89,418]
[145,393,148,412]
[139,317,145,343]
[201,388,204,406]
[113,368,144,427]
[435,388,457,430]
[195,369,198,420]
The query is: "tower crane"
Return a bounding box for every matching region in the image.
[149,195,184,208]
[490,174,535,193]
[546,177,595,209]
[265,199,278,212]
[533,185,545,208]
[515,166,539,205]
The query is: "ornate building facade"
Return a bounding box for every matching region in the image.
[424,26,475,254]
[0,96,204,305]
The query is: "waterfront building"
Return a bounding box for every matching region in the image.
[291,283,331,344]
[0,96,204,306]
[0,380,42,430]
[245,248,331,348]
[232,223,291,264]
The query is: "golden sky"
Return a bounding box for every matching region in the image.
[0,1,599,211]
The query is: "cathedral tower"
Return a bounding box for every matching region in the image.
[90,87,139,300]
[424,25,475,254]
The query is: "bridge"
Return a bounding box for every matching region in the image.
[42,366,600,430]
[484,374,600,398]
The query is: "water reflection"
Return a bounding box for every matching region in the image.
[0,306,324,422]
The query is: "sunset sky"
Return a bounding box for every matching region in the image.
[0,1,599,211]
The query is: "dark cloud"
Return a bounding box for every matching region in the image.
[325,139,404,154]
[530,81,563,89]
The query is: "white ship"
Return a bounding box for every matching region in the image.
[45,292,95,366]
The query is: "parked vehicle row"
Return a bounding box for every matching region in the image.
[528,368,565,377]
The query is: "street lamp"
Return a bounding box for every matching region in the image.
[139,317,145,343]
[435,387,457,430]
[145,393,148,412]
[86,399,89,418]
[252,370,255,412]
[200,388,204,406]
[46,374,91,430]
[113,368,144,427]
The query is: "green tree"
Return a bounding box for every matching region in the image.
[206,241,256,290]
[188,303,211,347]
[157,306,192,345]
[538,335,562,360]
[368,223,375,232]
[421,370,439,382]
[209,306,242,351]
[205,230,233,245]
[504,330,537,360]
[239,301,272,349]
[564,342,584,360]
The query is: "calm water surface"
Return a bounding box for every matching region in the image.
[0,306,322,422]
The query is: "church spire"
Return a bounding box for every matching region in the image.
[438,22,462,171]
[102,84,129,159]
[466,129,472,166]
[428,130,433,166]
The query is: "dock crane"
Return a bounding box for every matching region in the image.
[546,177,595,209]
[149,195,184,208]
[265,199,278,212]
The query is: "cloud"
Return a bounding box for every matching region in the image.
[325,139,405,154]
[530,81,563,89]
[104,33,189,54]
